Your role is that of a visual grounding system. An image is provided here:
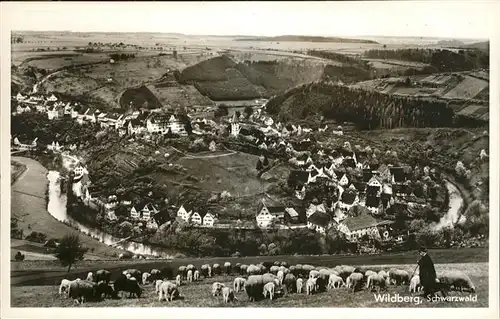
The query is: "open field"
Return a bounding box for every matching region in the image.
[10,261,488,307]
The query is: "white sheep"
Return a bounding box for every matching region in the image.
[327,274,344,289]
[296,278,304,294]
[437,271,476,292]
[233,277,246,292]
[306,277,318,295]
[175,274,182,286]
[193,270,200,281]
[85,272,93,282]
[212,282,225,296]
[222,287,237,303]
[409,275,422,293]
[186,269,193,283]
[263,282,276,300]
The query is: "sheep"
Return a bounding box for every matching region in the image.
[306,277,318,295]
[240,264,248,275]
[155,279,163,294]
[124,269,142,282]
[85,272,94,282]
[68,280,99,304]
[224,262,232,275]
[283,273,297,294]
[201,264,212,278]
[186,270,193,283]
[366,274,387,292]
[142,272,151,285]
[158,281,179,302]
[365,270,377,278]
[212,282,225,296]
[59,278,80,297]
[233,277,246,292]
[150,269,161,281]
[222,287,237,303]
[176,274,182,286]
[245,275,265,302]
[246,264,261,276]
[437,272,476,293]
[193,270,200,281]
[346,273,364,293]
[378,270,388,279]
[186,264,196,273]
[270,266,280,275]
[114,275,142,299]
[178,266,187,279]
[409,275,422,293]
[296,278,304,294]
[263,282,276,300]
[212,263,221,275]
[277,270,285,286]
[388,269,410,285]
[328,274,344,289]
[94,270,111,283]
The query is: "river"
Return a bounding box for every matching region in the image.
[46,170,169,257]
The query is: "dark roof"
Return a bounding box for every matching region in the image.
[343,211,379,231]
[354,182,367,192]
[152,211,171,226]
[308,211,332,227]
[267,206,286,216]
[347,205,371,217]
[393,184,410,195]
[143,202,158,212]
[340,149,355,157]
[390,167,406,183]
[366,185,380,196]
[284,207,299,218]
[181,202,194,212]
[341,190,357,204]
[363,170,374,182]
[365,195,380,208]
[149,114,171,124]
[288,170,310,184]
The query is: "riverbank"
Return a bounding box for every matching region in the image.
[10,157,125,259]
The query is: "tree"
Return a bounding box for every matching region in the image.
[55,234,87,272]
[244,106,253,119]
[256,159,263,171]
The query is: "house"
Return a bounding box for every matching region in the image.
[15,92,26,102]
[284,207,302,224]
[307,211,333,234]
[367,176,382,191]
[306,202,327,218]
[338,208,382,241]
[339,174,349,187]
[84,108,99,123]
[47,94,58,102]
[47,105,60,120]
[76,107,89,124]
[256,202,285,228]
[130,204,142,219]
[100,113,123,129]
[230,112,240,136]
[390,167,406,184]
[167,114,188,136]
[338,189,359,212]
[365,195,381,215]
[191,211,204,225]
[47,141,62,152]
[73,163,87,178]
[177,203,195,223]
[141,203,159,221]
[288,170,312,189]
[152,211,172,228]
[126,118,146,135]
[203,212,219,227]
[341,151,358,168]
[146,114,170,134]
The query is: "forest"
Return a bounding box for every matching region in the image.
[364,48,489,72]
[265,82,461,129]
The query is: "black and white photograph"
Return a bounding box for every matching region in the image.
[1,1,498,317]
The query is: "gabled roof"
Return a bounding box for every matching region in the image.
[149,114,171,124]
[180,202,194,213]
[363,169,374,182]
[267,206,286,215]
[285,207,299,218]
[308,211,332,227]
[343,210,379,231]
[288,170,310,183]
[366,185,380,196]
[143,202,158,212]
[390,167,406,182]
[368,176,382,185]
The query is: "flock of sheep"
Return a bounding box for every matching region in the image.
[58,261,476,305]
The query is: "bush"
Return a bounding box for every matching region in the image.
[26,231,47,243]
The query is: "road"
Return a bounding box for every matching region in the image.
[10,157,124,260]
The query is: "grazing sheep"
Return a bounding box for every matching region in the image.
[222,287,237,303]
[212,282,225,296]
[86,272,94,282]
[155,279,163,294]
[187,270,193,283]
[240,264,248,275]
[193,270,200,281]
[409,275,422,293]
[114,274,142,299]
[68,280,99,304]
[233,277,246,292]
[346,273,364,293]
[213,263,221,275]
[124,269,142,282]
[270,265,280,274]
[378,270,388,279]
[178,266,187,278]
[258,264,267,274]
[158,281,179,302]
[224,262,232,275]
[328,274,344,289]
[389,269,410,285]
[176,274,182,286]
[244,275,265,302]
[366,274,387,292]
[246,264,261,276]
[280,261,289,268]
[201,264,212,278]
[365,270,377,278]
[94,270,111,283]
[186,264,196,272]
[306,277,318,295]
[150,269,161,281]
[59,278,80,297]
[296,278,304,294]
[437,272,476,293]
[277,270,285,285]
[309,269,320,279]
[283,273,297,294]
[263,282,276,300]
[142,272,151,285]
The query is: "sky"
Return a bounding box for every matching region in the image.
[2,1,497,40]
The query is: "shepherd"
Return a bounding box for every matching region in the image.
[414,246,446,300]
